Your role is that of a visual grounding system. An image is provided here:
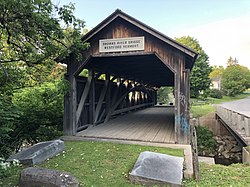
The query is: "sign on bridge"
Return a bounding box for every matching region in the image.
[99,36,145,53]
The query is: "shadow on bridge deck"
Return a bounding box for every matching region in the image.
[77,106,175,144]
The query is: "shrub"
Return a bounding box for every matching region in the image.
[0,79,68,159]
[209,89,223,99]
[196,126,217,155]
[0,96,21,158]
[0,158,21,179]
[12,80,68,148]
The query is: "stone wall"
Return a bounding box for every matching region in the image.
[195,112,242,165]
[198,112,230,136]
[214,135,242,165]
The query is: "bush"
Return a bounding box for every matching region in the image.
[12,80,68,147]
[209,89,222,99]
[196,126,217,155]
[0,96,21,158]
[0,79,68,159]
[0,158,21,179]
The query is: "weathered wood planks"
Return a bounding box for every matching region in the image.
[77,107,175,143]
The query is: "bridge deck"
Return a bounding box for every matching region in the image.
[77,106,175,143]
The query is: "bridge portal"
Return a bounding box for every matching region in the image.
[62,10,197,144]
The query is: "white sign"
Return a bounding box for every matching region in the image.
[99,36,145,53]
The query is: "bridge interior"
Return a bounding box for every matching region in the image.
[71,52,175,144]
[77,106,175,143]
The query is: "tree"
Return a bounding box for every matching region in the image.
[209,66,224,79]
[0,0,89,90]
[227,56,238,66]
[176,36,212,98]
[157,87,172,104]
[0,0,87,64]
[0,0,88,158]
[222,64,250,96]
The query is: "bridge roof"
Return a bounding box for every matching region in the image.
[82,9,197,68]
[69,9,198,87]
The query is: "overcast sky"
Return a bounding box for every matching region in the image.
[57,0,250,69]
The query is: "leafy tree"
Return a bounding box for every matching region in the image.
[176,36,212,98]
[0,0,87,65]
[209,66,224,79]
[0,80,68,158]
[227,56,238,66]
[157,87,172,104]
[222,64,250,96]
[0,0,89,91]
[0,96,21,158]
[0,0,87,158]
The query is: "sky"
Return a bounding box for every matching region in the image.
[57,0,250,69]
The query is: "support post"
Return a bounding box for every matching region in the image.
[175,72,181,143]
[89,69,95,124]
[94,74,110,124]
[190,121,200,180]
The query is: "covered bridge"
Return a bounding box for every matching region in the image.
[63,9,197,144]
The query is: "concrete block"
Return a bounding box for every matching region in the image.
[129,151,184,186]
[198,156,215,164]
[232,112,237,127]
[243,147,250,165]
[245,117,250,137]
[7,139,64,166]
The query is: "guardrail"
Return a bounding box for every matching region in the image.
[216,105,250,137]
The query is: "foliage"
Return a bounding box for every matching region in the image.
[157,87,172,104]
[209,88,223,99]
[191,92,250,118]
[222,64,250,96]
[0,158,21,180]
[0,0,83,159]
[1,141,183,186]
[13,80,68,146]
[209,65,224,79]
[227,56,238,66]
[0,96,21,158]
[176,36,212,98]
[184,163,250,186]
[0,80,68,158]
[196,126,217,155]
[0,0,88,65]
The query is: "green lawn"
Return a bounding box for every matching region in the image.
[3,141,250,186]
[2,141,183,187]
[191,93,250,118]
[184,163,250,186]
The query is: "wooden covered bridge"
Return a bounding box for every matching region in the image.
[63,10,197,144]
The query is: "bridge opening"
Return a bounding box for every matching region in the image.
[62,9,197,144]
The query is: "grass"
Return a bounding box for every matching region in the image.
[0,164,23,187]
[3,141,250,187]
[184,163,250,186]
[2,141,183,187]
[191,105,216,118]
[191,93,250,118]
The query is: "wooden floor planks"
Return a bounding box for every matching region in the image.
[77,106,175,143]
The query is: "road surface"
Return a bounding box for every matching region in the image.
[219,96,250,117]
